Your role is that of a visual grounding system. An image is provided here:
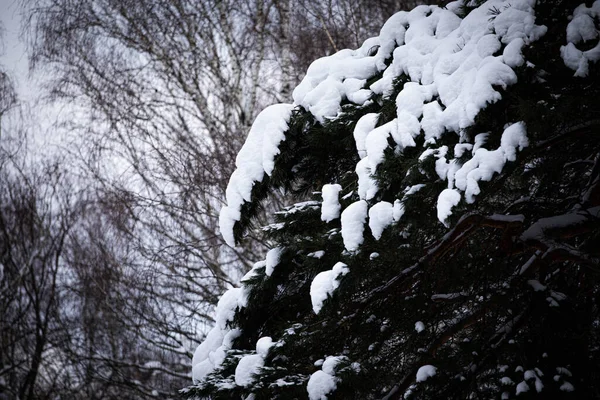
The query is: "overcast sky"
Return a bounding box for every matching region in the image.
[1,0,71,152]
[1,0,29,93]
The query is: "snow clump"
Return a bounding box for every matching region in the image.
[340,200,368,251]
[416,365,437,382]
[561,1,600,77]
[307,356,346,400]
[265,247,283,277]
[321,184,343,222]
[310,262,350,314]
[234,336,275,386]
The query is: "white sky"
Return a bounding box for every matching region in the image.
[1,0,70,153]
[1,0,30,96]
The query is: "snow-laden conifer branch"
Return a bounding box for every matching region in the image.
[189,1,600,398]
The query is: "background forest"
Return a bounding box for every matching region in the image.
[0,1,424,398]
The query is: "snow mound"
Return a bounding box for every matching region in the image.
[354,113,380,159]
[560,381,575,392]
[308,250,326,259]
[437,189,461,227]
[415,321,425,333]
[453,122,528,203]
[256,336,274,357]
[241,260,266,282]
[234,336,275,386]
[516,381,530,395]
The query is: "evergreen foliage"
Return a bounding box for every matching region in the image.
[185,0,600,398]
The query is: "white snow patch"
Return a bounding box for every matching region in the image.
[215,288,247,330]
[454,143,473,158]
[220,104,294,246]
[307,250,326,259]
[561,1,600,77]
[265,247,283,277]
[341,200,368,251]
[356,158,379,200]
[527,279,546,292]
[242,260,266,282]
[354,113,380,159]
[415,321,425,333]
[431,292,467,301]
[235,354,264,386]
[192,328,242,383]
[368,201,394,240]
[256,337,274,357]
[191,287,248,383]
[306,356,346,399]
[501,122,529,162]
[293,37,381,123]
[405,184,426,196]
[310,262,350,314]
[416,365,437,382]
[501,377,514,385]
[364,120,397,172]
[560,381,575,392]
[452,122,528,203]
[393,199,405,222]
[322,356,345,375]
[503,38,526,67]
[437,189,461,227]
[307,371,337,400]
[535,377,544,392]
[556,367,572,377]
[321,184,343,222]
[521,206,600,242]
[516,381,530,395]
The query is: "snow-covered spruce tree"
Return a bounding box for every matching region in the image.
[184,0,600,398]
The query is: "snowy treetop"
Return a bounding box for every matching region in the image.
[219,0,546,248]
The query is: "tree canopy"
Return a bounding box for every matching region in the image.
[186,0,600,399]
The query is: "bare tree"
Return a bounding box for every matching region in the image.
[9,0,429,397]
[18,1,293,396]
[0,141,79,400]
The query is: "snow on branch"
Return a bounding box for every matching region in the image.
[219,104,294,246]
